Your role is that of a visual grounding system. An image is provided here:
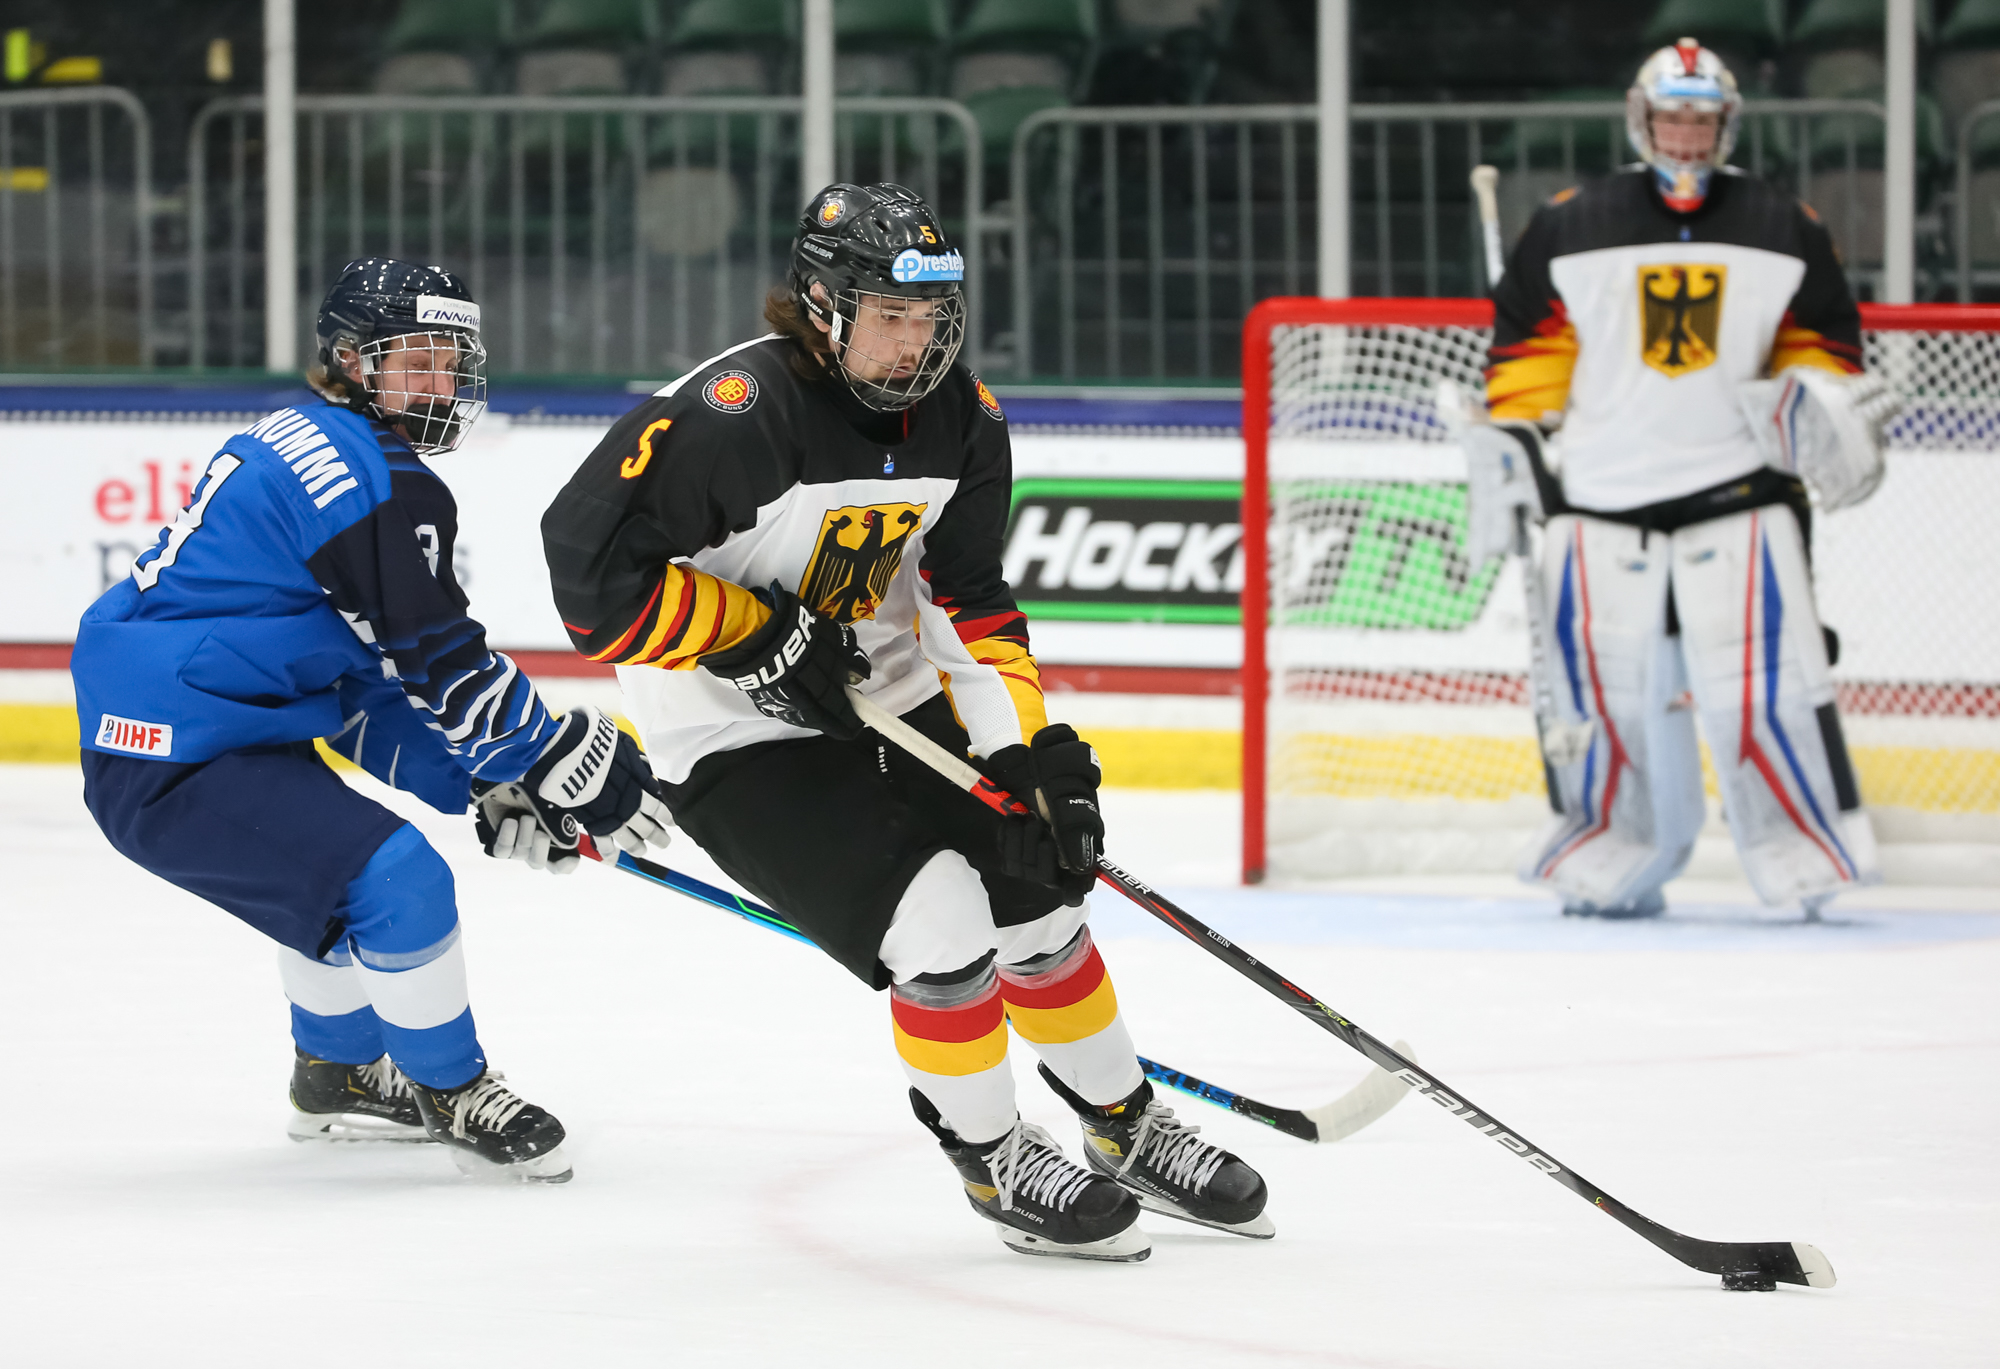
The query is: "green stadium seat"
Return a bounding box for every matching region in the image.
[376,0,511,93]
[1097,0,1236,104]
[1788,0,1935,100]
[948,0,1096,160]
[514,0,658,94]
[837,0,949,96]
[662,0,793,95]
[1938,0,2000,153]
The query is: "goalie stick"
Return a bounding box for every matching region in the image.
[569,835,1410,1144]
[846,687,1838,1292]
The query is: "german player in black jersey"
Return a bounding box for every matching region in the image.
[1463,40,1891,921]
[543,183,1272,1261]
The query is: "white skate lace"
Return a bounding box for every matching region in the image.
[356,1056,415,1101]
[444,1075,530,1141]
[1118,1103,1227,1194]
[991,1121,1093,1215]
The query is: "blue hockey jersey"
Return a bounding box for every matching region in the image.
[73,399,559,812]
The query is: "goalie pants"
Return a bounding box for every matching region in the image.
[1524,505,1878,908]
[81,742,486,1089]
[663,693,1144,1144]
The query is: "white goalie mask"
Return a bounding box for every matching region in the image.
[1627,39,1743,213]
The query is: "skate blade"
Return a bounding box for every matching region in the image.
[996,1223,1152,1263]
[445,1142,574,1184]
[1133,1193,1276,1240]
[286,1110,432,1144]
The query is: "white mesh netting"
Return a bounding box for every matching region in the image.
[1257,320,2000,881]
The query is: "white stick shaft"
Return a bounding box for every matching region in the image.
[846,688,987,792]
[1470,165,1503,288]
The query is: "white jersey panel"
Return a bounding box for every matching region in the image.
[620,474,961,783]
[1551,240,1805,512]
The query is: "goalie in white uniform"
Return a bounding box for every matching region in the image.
[1463,38,1895,918]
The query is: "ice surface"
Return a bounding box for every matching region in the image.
[3,764,1995,1367]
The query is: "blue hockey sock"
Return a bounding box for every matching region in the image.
[340,825,486,1091]
[277,942,387,1063]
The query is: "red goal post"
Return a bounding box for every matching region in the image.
[1240,297,2000,886]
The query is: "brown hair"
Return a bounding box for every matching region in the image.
[764,286,832,380]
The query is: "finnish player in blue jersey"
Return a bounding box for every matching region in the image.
[72,259,672,1181]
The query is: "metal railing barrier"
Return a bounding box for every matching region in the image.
[1007,99,1889,383]
[0,88,154,369]
[186,94,983,376]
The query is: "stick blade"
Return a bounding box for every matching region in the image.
[1303,1039,1420,1142]
[1792,1242,1838,1288]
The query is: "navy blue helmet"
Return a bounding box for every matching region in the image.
[788,183,966,410]
[312,258,487,454]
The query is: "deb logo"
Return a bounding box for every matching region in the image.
[97,713,174,757]
[890,246,963,283]
[702,370,759,413]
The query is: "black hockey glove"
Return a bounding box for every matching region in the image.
[472,706,672,875]
[984,724,1104,906]
[699,582,872,740]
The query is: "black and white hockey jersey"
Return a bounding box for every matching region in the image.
[541,337,1043,783]
[1487,166,1863,514]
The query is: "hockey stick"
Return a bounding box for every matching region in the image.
[1461,165,1591,773]
[570,836,1405,1144]
[1471,164,1505,289]
[845,687,1837,1291]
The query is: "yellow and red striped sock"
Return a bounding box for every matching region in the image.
[999,928,1144,1107]
[890,966,1016,1145]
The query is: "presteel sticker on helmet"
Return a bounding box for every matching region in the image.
[974,378,1004,421]
[890,247,965,284]
[702,370,760,413]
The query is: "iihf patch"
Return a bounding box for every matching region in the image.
[703,370,759,413]
[96,713,173,756]
[974,377,1004,421]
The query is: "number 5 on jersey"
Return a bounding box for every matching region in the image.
[132,452,242,592]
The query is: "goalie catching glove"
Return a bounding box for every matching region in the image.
[984,724,1104,906]
[472,706,672,875]
[1738,365,1895,512]
[699,582,872,740]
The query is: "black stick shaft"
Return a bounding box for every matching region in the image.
[1090,856,1815,1284]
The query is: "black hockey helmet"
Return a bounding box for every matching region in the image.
[788,182,966,410]
[312,257,488,454]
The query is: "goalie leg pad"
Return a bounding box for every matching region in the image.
[1670,505,1880,904]
[1522,516,1707,907]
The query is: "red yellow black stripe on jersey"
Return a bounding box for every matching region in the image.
[570,563,771,669]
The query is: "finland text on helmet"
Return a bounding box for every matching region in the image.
[788,182,968,411]
[1627,38,1742,213]
[311,257,489,455]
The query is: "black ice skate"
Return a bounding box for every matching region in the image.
[287,1049,431,1143]
[1040,1064,1274,1239]
[911,1089,1149,1262]
[411,1071,572,1183]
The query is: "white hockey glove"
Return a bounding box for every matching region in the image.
[471,707,672,875]
[1460,421,1547,566]
[1737,366,1895,512]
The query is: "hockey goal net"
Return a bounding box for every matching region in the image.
[1241,297,2000,886]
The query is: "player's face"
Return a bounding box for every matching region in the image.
[375,333,464,404]
[1652,107,1720,162]
[840,294,939,383]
